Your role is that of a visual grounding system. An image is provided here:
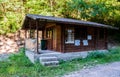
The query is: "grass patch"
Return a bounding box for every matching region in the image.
[87,51,107,59]
[0,47,120,77]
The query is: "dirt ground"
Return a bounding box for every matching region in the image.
[63,62,120,77]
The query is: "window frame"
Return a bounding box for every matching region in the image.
[65,27,75,44]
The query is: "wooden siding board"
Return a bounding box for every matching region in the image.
[95,28,107,50]
[56,25,62,52]
[61,25,65,52]
[64,26,107,52]
[44,23,107,52]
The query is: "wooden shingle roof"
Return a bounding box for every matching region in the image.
[22,14,119,30]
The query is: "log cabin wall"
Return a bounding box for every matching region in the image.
[95,28,107,50]
[64,25,95,52]
[44,23,107,52]
[63,25,107,52]
[44,23,62,52]
[55,25,62,52]
[44,23,56,50]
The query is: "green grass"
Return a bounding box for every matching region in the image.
[0,47,120,77]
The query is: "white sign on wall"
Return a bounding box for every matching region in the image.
[83,40,88,46]
[75,40,80,46]
[87,35,92,40]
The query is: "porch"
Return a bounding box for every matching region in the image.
[25,49,108,65]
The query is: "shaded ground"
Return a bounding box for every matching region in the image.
[63,62,120,77]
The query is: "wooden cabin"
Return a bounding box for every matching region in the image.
[22,14,118,53]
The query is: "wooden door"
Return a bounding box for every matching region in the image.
[96,28,106,50]
[46,28,54,50]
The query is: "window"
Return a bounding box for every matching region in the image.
[65,28,74,44]
[46,28,53,39]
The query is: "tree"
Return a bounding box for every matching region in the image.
[66,0,120,27]
[0,0,67,34]
[0,0,119,35]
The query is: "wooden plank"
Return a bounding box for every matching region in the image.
[36,19,39,54]
[61,26,65,53]
[105,29,108,49]
[95,28,98,50]
[42,29,44,39]
[55,25,62,52]
[29,19,32,38]
[25,30,27,38]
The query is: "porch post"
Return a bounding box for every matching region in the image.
[29,19,31,38]
[94,28,98,50]
[25,30,27,38]
[42,29,44,39]
[105,29,108,49]
[61,25,65,53]
[36,19,39,54]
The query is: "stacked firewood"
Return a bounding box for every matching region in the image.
[0,34,19,54]
[0,31,25,54]
[0,30,42,54]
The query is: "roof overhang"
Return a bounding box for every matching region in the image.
[22,14,119,30]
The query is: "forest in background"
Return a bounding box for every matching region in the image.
[0,0,120,35]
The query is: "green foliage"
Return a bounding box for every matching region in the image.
[0,47,120,76]
[0,0,67,35]
[9,48,33,67]
[66,0,120,27]
[109,47,120,54]
[87,51,107,59]
[0,0,24,34]
[0,0,120,34]
[67,0,107,19]
[88,51,108,58]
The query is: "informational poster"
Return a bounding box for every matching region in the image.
[75,40,80,46]
[87,35,92,40]
[83,40,88,46]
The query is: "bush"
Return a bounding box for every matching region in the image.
[87,51,107,59]
[109,47,120,54]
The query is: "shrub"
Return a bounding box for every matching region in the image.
[109,47,120,54]
[87,51,107,59]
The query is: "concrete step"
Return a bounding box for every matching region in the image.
[39,56,58,62]
[40,61,59,66]
[39,53,61,57]
[39,56,59,66]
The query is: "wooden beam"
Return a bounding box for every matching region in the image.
[42,29,44,39]
[105,29,108,49]
[28,19,32,38]
[94,28,98,50]
[25,30,27,38]
[61,25,65,53]
[36,19,39,54]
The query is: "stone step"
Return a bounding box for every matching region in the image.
[39,56,58,62]
[40,61,59,66]
[39,53,61,57]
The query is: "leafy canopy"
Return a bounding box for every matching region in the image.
[0,0,120,35]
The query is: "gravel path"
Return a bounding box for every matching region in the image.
[63,62,120,77]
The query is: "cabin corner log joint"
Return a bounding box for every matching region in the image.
[22,14,118,53]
